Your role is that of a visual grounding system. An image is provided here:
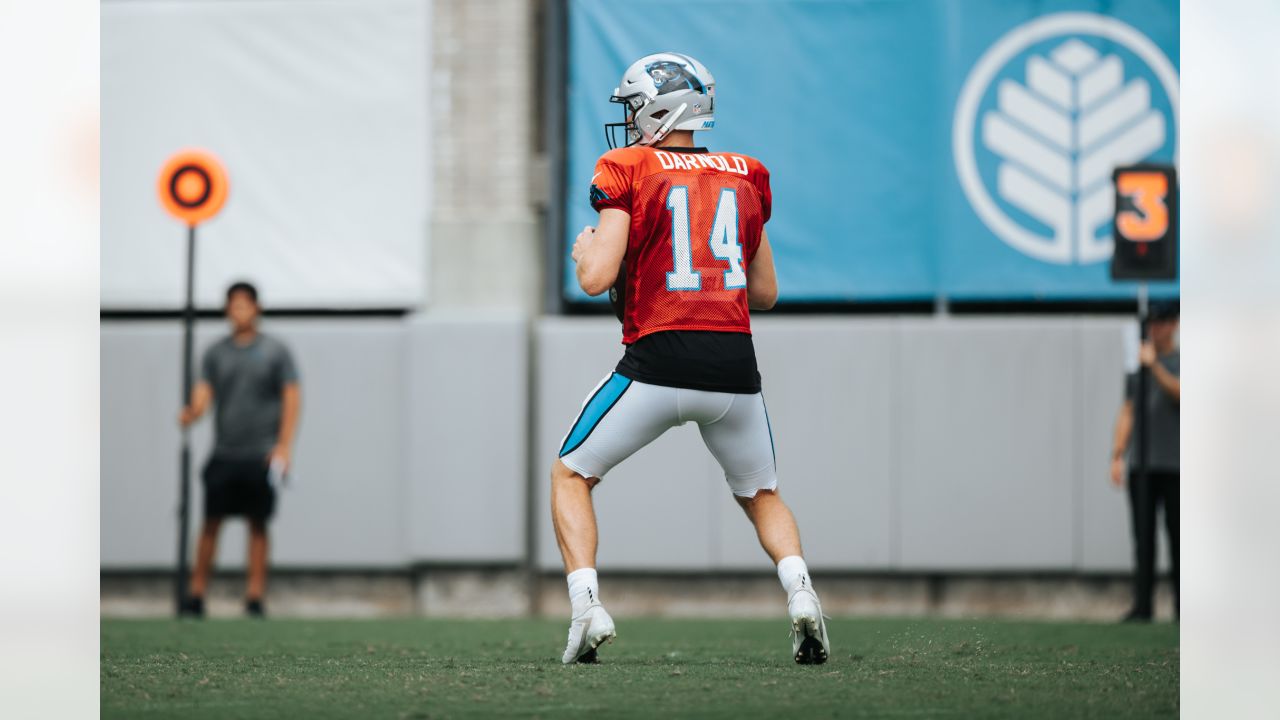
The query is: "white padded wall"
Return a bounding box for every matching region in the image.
[102,0,430,309]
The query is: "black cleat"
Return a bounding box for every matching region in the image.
[575,647,600,664]
[245,599,266,618]
[178,596,205,619]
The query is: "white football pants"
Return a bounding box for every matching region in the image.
[558,372,778,498]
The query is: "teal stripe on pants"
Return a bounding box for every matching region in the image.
[559,373,632,457]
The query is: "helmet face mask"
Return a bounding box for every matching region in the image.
[603,53,715,150]
[604,94,645,150]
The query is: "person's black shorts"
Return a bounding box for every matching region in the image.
[202,456,276,520]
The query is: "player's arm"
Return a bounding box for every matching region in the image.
[180,347,218,426]
[179,381,213,426]
[572,207,630,296]
[1109,399,1133,487]
[747,228,778,311]
[277,383,301,450]
[270,382,301,471]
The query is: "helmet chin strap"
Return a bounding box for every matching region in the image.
[647,102,687,146]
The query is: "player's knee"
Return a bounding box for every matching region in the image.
[551,460,599,491]
[201,518,224,537]
[734,487,780,512]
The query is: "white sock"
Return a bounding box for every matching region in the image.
[566,567,599,614]
[777,555,811,595]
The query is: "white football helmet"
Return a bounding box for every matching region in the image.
[606,52,716,149]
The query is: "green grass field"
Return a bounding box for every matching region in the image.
[101,617,1177,719]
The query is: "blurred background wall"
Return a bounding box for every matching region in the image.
[100,0,1177,618]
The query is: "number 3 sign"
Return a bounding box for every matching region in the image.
[1111,164,1178,281]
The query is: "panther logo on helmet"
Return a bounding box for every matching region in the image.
[645,61,704,95]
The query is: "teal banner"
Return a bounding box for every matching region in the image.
[565,0,1179,303]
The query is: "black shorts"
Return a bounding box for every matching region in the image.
[202,456,276,520]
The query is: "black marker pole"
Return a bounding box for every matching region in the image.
[1134,282,1149,508]
[175,223,196,616]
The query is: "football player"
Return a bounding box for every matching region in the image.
[553,53,829,665]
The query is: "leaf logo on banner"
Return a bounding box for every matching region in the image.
[981,39,1164,264]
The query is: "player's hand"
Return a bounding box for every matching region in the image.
[1110,457,1126,488]
[571,225,596,264]
[1138,341,1157,368]
[178,405,198,427]
[268,443,291,475]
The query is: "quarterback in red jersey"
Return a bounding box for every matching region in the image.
[553,53,829,666]
[591,144,770,342]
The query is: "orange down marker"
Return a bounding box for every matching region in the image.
[158,149,228,226]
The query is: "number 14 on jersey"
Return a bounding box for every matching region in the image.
[665,186,747,292]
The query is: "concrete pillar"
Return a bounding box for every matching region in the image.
[429,0,542,313]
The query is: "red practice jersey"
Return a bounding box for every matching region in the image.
[589,146,771,344]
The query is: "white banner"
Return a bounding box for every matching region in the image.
[102,0,430,309]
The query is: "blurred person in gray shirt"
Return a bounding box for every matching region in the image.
[177,281,301,618]
[1110,300,1179,622]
